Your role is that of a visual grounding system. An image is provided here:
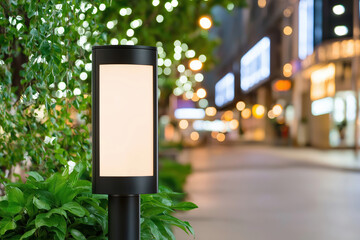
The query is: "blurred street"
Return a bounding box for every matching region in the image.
[174,144,360,240]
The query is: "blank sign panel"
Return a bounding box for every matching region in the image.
[99,64,153,177]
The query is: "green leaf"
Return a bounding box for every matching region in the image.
[62,202,85,217]
[45,208,68,219]
[39,40,51,56]
[70,228,86,240]
[0,219,16,235]
[20,229,36,239]
[7,187,24,206]
[33,196,51,210]
[35,214,66,234]
[146,219,161,240]
[172,202,198,211]
[157,214,194,235]
[27,172,44,182]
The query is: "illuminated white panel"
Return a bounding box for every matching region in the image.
[99,64,153,177]
[298,0,314,60]
[174,108,205,119]
[311,97,333,116]
[193,120,230,132]
[240,37,270,91]
[215,73,235,107]
[334,97,345,123]
[346,94,356,121]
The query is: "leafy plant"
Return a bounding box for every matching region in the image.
[159,158,191,194]
[0,164,197,240]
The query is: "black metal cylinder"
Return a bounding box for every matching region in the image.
[108,195,140,240]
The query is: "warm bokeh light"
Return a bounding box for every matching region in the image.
[191,93,200,102]
[272,104,283,116]
[223,110,233,121]
[211,131,218,139]
[283,8,292,17]
[189,59,203,71]
[179,119,189,129]
[216,132,226,142]
[268,110,275,119]
[252,104,265,119]
[199,16,212,30]
[205,107,217,116]
[273,80,291,92]
[196,88,207,98]
[258,0,266,8]
[236,101,246,111]
[241,108,251,119]
[229,119,239,130]
[283,26,293,35]
[283,63,292,77]
[190,131,200,141]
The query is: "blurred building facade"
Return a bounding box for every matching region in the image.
[203,0,359,149]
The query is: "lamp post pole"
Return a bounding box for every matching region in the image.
[108,195,140,240]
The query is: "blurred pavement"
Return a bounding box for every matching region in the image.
[174,144,360,240]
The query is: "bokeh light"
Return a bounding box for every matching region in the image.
[199,16,212,30]
[179,119,189,129]
[190,131,200,141]
[241,108,251,119]
[205,107,217,117]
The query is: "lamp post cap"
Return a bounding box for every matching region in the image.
[92,45,156,51]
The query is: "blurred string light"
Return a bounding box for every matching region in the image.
[199,99,208,108]
[252,104,265,119]
[156,15,164,23]
[185,50,195,58]
[177,64,185,73]
[199,54,207,62]
[196,88,207,98]
[258,0,266,8]
[152,0,160,6]
[195,73,204,82]
[283,8,292,17]
[236,101,245,111]
[283,26,293,35]
[268,110,275,119]
[191,93,200,102]
[179,119,189,129]
[199,16,212,30]
[241,108,251,119]
[190,131,200,141]
[99,3,106,11]
[205,107,217,116]
[185,91,193,99]
[227,3,234,10]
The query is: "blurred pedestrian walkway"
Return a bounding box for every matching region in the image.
[174,144,360,240]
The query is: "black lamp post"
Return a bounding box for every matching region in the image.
[92,45,158,240]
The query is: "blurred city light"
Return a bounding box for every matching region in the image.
[311,97,333,116]
[174,108,205,119]
[215,73,235,107]
[241,108,251,119]
[193,120,228,132]
[273,80,291,92]
[205,107,217,117]
[229,119,239,130]
[268,110,275,119]
[283,63,292,77]
[223,110,234,121]
[191,93,200,102]
[283,26,293,35]
[189,59,203,71]
[216,133,226,142]
[190,131,200,141]
[272,104,283,116]
[236,101,246,111]
[334,25,349,36]
[298,0,314,60]
[310,63,335,101]
[258,0,266,8]
[332,4,345,15]
[199,16,212,30]
[196,88,207,98]
[252,104,265,119]
[179,119,189,129]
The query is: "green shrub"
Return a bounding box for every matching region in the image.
[0,163,197,239]
[159,158,192,194]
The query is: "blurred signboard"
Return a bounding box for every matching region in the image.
[215,73,235,107]
[240,37,270,92]
[310,63,335,101]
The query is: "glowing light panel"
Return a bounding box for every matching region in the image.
[240,37,270,91]
[298,0,314,60]
[311,97,333,116]
[174,108,205,119]
[215,73,235,107]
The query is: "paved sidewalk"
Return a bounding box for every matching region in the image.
[174,144,360,240]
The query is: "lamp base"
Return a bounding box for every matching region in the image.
[108,194,140,240]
